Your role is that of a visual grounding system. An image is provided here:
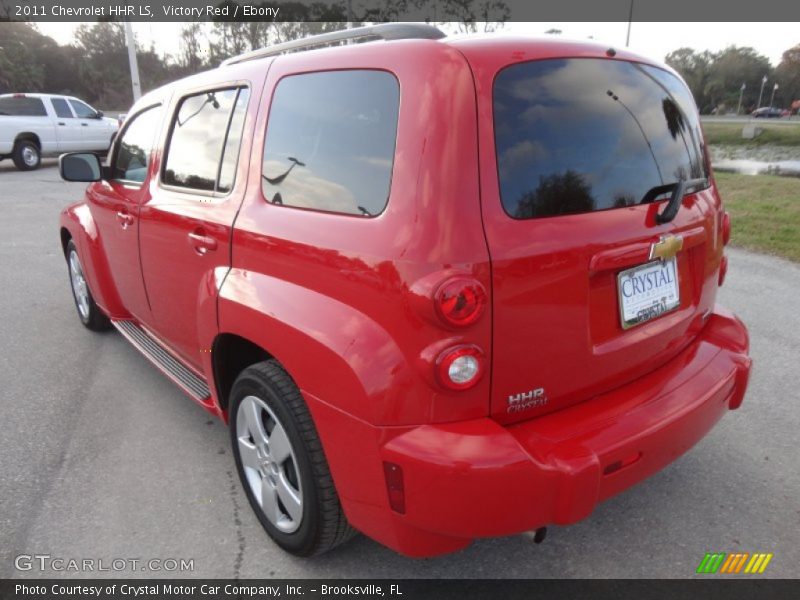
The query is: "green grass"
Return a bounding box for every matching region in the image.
[715,172,800,262]
[703,122,800,146]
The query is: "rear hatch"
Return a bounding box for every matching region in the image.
[463,46,724,424]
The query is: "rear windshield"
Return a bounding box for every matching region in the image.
[0,96,47,117]
[494,59,707,219]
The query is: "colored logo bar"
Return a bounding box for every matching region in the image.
[696,552,773,574]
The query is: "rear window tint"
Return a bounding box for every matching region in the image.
[262,70,399,217]
[0,96,47,116]
[494,59,707,220]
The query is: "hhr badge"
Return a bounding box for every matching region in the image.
[507,388,547,413]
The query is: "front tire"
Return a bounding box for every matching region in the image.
[66,240,110,331]
[12,140,40,171]
[229,361,356,556]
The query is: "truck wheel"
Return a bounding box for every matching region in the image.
[12,140,41,171]
[66,240,110,331]
[230,360,357,556]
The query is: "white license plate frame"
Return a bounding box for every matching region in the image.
[617,258,680,330]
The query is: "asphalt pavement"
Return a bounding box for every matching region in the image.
[1,161,798,579]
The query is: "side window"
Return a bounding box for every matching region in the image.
[162,87,248,194]
[262,70,400,216]
[69,99,97,119]
[0,96,47,116]
[51,98,74,119]
[112,105,164,184]
[217,89,250,194]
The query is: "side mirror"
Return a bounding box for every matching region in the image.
[95,110,104,119]
[60,153,102,182]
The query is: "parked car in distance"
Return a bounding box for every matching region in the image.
[751,106,784,118]
[58,24,751,558]
[0,93,118,170]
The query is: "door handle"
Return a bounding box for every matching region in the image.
[81,123,88,127]
[58,122,66,126]
[187,231,217,254]
[116,211,134,228]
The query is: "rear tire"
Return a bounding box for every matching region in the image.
[229,360,357,556]
[12,140,40,171]
[66,240,110,331]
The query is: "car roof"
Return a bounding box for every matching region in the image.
[129,34,677,115]
[0,93,86,101]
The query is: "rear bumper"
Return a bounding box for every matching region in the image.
[309,306,751,557]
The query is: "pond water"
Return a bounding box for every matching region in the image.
[710,145,800,177]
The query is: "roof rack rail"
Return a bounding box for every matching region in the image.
[220,23,446,67]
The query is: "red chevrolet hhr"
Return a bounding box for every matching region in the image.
[58,24,751,557]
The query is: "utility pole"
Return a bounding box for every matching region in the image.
[756,74,768,110]
[770,82,778,108]
[736,82,746,115]
[625,0,634,47]
[124,21,142,103]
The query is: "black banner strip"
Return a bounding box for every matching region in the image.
[2,579,800,600]
[1,0,800,22]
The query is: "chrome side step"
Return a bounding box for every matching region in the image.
[111,319,211,402]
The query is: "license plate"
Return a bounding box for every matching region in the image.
[617,258,680,329]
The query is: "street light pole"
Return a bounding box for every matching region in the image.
[625,0,634,47]
[736,82,746,115]
[770,82,778,108]
[124,21,142,103]
[756,74,768,110]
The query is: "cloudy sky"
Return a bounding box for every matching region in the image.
[36,22,797,66]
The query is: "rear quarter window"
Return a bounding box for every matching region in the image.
[0,96,47,117]
[261,70,400,217]
[494,58,707,219]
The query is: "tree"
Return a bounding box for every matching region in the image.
[179,23,208,71]
[405,0,509,33]
[775,44,800,111]
[665,48,713,113]
[667,46,774,114]
[705,46,773,112]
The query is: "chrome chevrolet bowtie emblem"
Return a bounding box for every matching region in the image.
[649,235,684,262]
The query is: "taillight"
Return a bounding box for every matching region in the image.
[722,211,731,245]
[434,278,486,327]
[436,345,485,390]
[719,255,728,287]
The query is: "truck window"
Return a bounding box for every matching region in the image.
[51,98,74,119]
[261,70,400,217]
[0,96,47,116]
[68,99,97,119]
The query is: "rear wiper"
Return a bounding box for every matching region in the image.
[641,177,707,224]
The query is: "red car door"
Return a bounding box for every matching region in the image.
[87,104,164,321]
[138,85,253,369]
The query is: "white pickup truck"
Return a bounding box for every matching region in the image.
[0,93,119,171]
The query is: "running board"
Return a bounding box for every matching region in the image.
[111,320,211,402]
